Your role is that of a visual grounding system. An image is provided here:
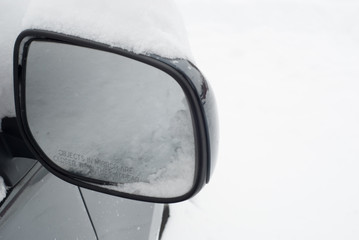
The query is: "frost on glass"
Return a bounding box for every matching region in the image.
[25,41,195,198]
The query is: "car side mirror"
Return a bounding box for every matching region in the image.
[13,30,218,203]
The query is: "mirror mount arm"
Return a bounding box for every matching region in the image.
[0,117,37,187]
[0,117,35,159]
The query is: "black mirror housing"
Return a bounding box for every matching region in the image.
[13,30,218,203]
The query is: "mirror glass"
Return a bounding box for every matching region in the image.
[25,41,196,198]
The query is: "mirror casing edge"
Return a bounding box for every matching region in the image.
[13,29,213,203]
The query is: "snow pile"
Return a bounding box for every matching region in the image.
[22,0,193,60]
[0,0,193,126]
[0,176,6,203]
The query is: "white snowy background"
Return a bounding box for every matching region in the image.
[164,0,359,239]
[1,0,359,238]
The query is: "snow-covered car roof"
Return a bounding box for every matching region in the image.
[0,0,193,122]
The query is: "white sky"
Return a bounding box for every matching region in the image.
[164,0,359,239]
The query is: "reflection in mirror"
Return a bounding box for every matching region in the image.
[25,41,196,198]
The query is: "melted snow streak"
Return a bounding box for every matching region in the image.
[0,176,6,203]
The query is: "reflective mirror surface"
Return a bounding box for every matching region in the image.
[25,41,196,198]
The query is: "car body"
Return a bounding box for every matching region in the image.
[0,117,166,239]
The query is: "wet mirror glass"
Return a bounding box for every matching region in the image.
[25,41,196,198]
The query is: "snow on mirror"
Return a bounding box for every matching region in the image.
[25,41,196,198]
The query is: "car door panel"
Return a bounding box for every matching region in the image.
[0,162,97,240]
[81,188,164,240]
